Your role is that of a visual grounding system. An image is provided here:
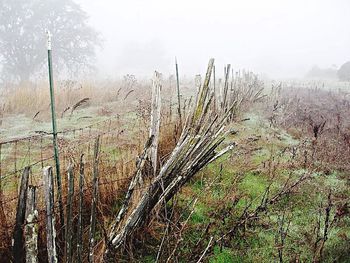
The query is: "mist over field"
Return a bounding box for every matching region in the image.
[0,1,350,262]
[76,0,350,78]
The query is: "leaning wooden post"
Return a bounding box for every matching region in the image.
[195,74,202,91]
[150,71,162,175]
[77,154,85,263]
[103,59,236,261]
[13,166,30,263]
[0,143,2,196]
[175,57,183,127]
[89,136,100,263]
[168,76,173,123]
[25,185,38,263]
[222,64,231,111]
[65,164,74,263]
[0,143,10,249]
[46,30,64,233]
[213,65,216,111]
[43,166,57,263]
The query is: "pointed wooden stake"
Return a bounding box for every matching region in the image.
[150,71,162,175]
[89,137,100,263]
[13,166,30,263]
[25,185,38,263]
[43,166,57,263]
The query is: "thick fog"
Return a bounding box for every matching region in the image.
[75,0,350,79]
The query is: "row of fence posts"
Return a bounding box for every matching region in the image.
[11,136,100,263]
[7,34,181,261]
[7,31,117,262]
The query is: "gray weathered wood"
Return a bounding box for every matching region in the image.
[13,166,30,263]
[195,74,202,91]
[103,59,265,261]
[222,64,231,111]
[25,185,38,263]
[43,166,57,263]
[175,57,183,127]
[0,143,10,251]
[65,164,74,263]
[77,154,85,263]
[149,71,162,175]
[89,136,100,263]
[104,59,236,261]
[213,65,216,112]
[108,136,153,240]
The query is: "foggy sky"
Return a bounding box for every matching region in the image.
[76,0,350,79]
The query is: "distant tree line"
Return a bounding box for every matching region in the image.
[305,65,337,80]
[0,0,101,83]
[337,61,350,81]
[306,62,350,81]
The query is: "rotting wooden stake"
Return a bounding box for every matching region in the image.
[0,143,10,253]
[77,154,85,263]
[150,71,162,175]
[43,166,57,263]
[195,74,202,91]
[89,136,100,263]
[13,166,30,263]
[213,65,216,112]
[65,164,74,263]
[104,58,236,261]
[175,57,183,128]
[222,64,231,111]
[25,185,38,263]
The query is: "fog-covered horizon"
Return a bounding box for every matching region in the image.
[74,0,350,79]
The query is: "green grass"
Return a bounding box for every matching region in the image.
[209,246,236,263]
[238,172,268,200]
[190,202,210,225]
[2,93,349,262]
[171,109,350,262]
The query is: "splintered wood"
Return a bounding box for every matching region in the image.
[149,71,162,175]
[104,59,236,261]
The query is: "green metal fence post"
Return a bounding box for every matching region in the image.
[46,31,65,240]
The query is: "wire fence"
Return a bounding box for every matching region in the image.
[0,114,142,249]
[0,116,117,178]
[0,88,178,260]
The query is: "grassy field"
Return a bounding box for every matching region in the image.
[0,75,349,262]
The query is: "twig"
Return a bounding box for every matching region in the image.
[196,236,213,263]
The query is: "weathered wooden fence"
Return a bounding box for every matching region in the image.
[0,60,265,262]
[0,115,132,262]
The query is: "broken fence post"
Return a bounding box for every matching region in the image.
[0,143,10,252]
[213,64,216,112]
[222,64,231,111]
[77,154,85,263]
[175,57,183,127]
[150,71,162,175]
[89,136,100,263]
[25,185,38,263]
[43,166,57,263]
[65,164,74,263]
[104,58,235,261]
[195,74,202,91]
[13,166,30,263]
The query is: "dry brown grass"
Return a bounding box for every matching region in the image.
[0,70,266,261]
[0,79,155,122]
[0,77,182,261]
[264,84,350,172]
